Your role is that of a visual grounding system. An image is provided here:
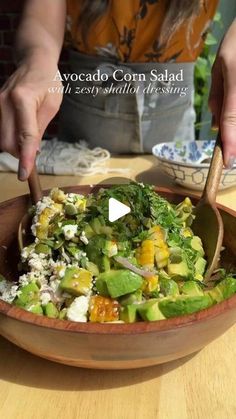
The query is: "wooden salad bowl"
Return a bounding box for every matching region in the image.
[0,186,236,369]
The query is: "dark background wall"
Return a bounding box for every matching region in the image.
[0,0,69,136]
[0,0,21,88]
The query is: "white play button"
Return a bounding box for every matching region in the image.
[108,198,131,222]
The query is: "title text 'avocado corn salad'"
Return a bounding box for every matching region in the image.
[1,183,236,323]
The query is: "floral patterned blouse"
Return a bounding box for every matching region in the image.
[66,0,219,63]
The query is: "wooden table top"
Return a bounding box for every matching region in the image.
[0,155,236,419]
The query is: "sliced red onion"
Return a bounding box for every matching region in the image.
[40,287,62,304]
[114,256,155,278]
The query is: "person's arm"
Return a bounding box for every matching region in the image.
[209,18,236,168]
[0,0,66,180]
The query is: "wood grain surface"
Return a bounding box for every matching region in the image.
[0,155,236,419]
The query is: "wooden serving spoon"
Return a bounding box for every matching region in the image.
[18,164,43,251]
[192,132,224,283]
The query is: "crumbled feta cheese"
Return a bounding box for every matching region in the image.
[66,296,89,322]
[62,224,78,240]
[49,279,61,293]
[49,261,67,279]
[21,247,29,260]
[36,196,54,215]
[58,268,66,278]
[0,279,7,294]
[40,291,51,305]
[18,274,30,287]
[0,280,19,303]
[80,231,89,245]
[31,217,38,236]
[28,252,48,272]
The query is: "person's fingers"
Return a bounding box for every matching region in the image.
[37,93,62,136]
[0,91,18,157]
[11,87,40,180]
[220,67,236,168]
[208,57,224,128]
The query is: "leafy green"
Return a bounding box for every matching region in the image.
[86,183,183,239]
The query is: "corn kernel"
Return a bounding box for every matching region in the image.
[50,188,66,203]
[136,239,155,268]
[36,204,62,239]
[142,275,159,293]
[89,296,120,322]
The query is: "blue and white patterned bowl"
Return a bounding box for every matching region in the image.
[152,140,236,191]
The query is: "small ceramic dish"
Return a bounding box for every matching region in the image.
[152,140,236,191]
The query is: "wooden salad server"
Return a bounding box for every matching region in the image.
[18,163,43,251]
[192,132,224,283]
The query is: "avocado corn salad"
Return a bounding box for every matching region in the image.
[0,182,236,323]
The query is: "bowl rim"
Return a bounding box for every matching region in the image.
[152,143,236,170]
[0,185,236,336]
[1,293,236,335]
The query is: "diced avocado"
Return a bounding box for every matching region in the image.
[44,302,59,318]
[159,295,212,318]
[191,236,204,256]
[90,218,103,235]
[96,269,143,298]
[86,235,110,272]
[99,226,113,237]
[0,274,6,282]
[65,203,78,216]
[98,255,110,272]
[74,197,86,212]
[59,308,67,319]
[14,282,40,307]
[169,247,183,264]
[119,289,142,306]
[181,281,204,297]
[137,299,166,321]
[60,267,92,296]
[216,277,236,299]
[65,245,79,257]
[85,261,100,277]
[54,237,64,250]
[25,302,43,315]
[34,243,51,255]
[89,217,113,237]
[160,277,179,296]
[117,240,131,256]
[207,287,224,304]
[120,304,138,323]
[176,197,193,224]
[167,260,189,280]
[83,224,95,239]
[206,276,236,304]
[95,277,109,297]
[194,257,207,276]
[42,239,55,248]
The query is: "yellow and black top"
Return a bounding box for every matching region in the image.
[66,0,219,63]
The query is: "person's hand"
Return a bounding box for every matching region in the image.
[0,56,63,180]
[209,18,236,168]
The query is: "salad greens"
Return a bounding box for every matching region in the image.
[0,182,235,323]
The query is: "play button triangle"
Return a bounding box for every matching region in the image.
[108,198,131,222]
